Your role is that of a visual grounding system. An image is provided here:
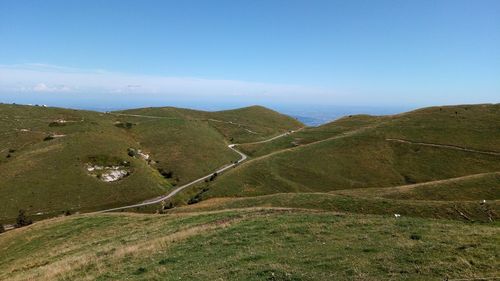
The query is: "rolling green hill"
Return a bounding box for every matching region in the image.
[201,104,500,201]
[0,104,302,223]
[1,209,499,281]
[0,104,169,222]
[332,172,500,201]
[118,105,304,143]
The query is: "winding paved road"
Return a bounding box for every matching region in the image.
[97,129,298,213]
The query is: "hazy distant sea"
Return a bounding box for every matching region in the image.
[272,105,415,126]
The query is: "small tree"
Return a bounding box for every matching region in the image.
[127,148,137,157]
[209,172,218,181]
[157,168,173,179]
[16,209,32,227]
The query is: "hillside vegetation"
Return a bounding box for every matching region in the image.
[0,104,301,223]
[1,209,498,281]
[202,104,500,200]
[118,105,304,143]
[333,172,500,201]
[169,192,498,223]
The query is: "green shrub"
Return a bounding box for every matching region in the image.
[133,267,147,274]
[158,168,173,178]
[127,148,137,157]
[187,187,210,205]
[410,234,421,240]
[49,122,66,127]
[115,122,135,129]
[16,209,32,227]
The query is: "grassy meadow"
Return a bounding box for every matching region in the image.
[0,209,498,281]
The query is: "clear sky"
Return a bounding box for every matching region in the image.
[0,0,499,110]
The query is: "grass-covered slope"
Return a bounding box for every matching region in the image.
[170,190,499,223]
[1,209,498,281]
[238,114,385,157]
[380,104,500,151]
[202,104,500,199]
[118,105,304,143]
[333,172,500,202]
[109,115,239,186]
[0,104,169,222]
[0,104,302,223]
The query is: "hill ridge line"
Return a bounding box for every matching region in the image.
[110,112,285,134]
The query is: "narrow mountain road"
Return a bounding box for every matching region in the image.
[110,112,180,120]
[97,128,298,213]
[110,112,280,136]
[239,128,303,145]
[386,138,500,156]
[238,125,376,167]
[331,171,500,197]
[111,112,260,130]
[388,171,500,192]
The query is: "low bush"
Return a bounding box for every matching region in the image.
[158,168,173,179]
[49,122,66,127]
[115,122,135,129]
[410,234,421,240]
[16,209,32,227]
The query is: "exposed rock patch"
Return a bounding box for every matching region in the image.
[85,156,131,182]
[86,163,130,182]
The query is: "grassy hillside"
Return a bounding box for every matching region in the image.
[0,104,302,223]
[238,104,500,157]
[238,114,386,157]
[333,172,500,202]
[118,105,304,143]
[109,115,239,186]
[1,209,498,281]
[168,193,499,223]
[202,104,500,200]
[0,104,169,222]
[379,104,500,151]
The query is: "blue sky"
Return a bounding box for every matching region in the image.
[0,0,499,110]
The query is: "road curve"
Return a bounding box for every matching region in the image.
[96,130,296,213]
[237,128,303,145]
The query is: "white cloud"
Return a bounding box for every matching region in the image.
[33,83,72,92]
[0,63,335,104]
